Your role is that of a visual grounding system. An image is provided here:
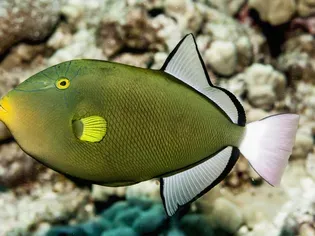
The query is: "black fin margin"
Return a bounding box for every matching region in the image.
[160,147,240,217]
[160,33,246,126]
[216,87,246,126]
[160,34,191,71]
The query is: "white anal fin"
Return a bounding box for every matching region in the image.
[160,146,239,216]
[161,34,245,126]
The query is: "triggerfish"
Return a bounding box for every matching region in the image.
[0,34,299,216]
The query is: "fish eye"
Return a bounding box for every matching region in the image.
[56,78,70,90]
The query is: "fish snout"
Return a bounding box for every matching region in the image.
[0,96,10,112]
[0,96,12,122]
[0,100,7,113]
[0,97,6,111]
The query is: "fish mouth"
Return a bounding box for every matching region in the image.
[0,97,8,113]
[0,96,12,123]
[0,104,6,112]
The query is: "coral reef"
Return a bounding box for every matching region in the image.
[203,0,246,16]
[243,63,286,110]
[248,0,315,25]
[48,29,104,65]
[0,142,41,187]
[0,169,92,235]
[47,199,222,236]
[92,180,160,203]
[203,197,244,234]
[281,197,315,235]
[199,5,262,76]
[292,125,314,159]
[248,0,296,25]
[0,0,314,235]
[96,3,167,58]
[277,34,315,84]
[205,40,238,76]
[0,67,19,96]
[297,0,315,17]
[0,0,61,55]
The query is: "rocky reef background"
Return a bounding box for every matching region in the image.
[0,0,314,235]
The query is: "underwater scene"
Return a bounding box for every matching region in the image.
[0,0,314,235]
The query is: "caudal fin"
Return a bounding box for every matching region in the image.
[239,114,299,186]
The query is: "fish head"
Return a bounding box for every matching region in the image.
[0,61,84,163]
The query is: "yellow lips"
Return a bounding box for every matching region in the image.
[0,104,6,113]
[0,96,12,121]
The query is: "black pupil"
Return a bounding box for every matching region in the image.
[60,81,67,86]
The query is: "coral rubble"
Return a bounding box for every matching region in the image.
[0,0,314,235]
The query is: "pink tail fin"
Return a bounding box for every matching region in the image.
[239,114,299,186]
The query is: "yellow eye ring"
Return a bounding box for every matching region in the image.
[56,78,70,90]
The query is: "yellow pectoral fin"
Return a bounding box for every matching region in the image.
[73,116,107,143]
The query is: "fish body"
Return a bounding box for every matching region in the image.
[1,60,243,185]
[0,34,299,216]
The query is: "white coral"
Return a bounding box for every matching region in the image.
[297,0,315,17]
[205,40,237,76]
[244,63,286,109]
[249,0,296,25]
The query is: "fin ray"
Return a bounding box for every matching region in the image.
[73,116,107,143]
[161,34,246,126]
[240,114,299,186]
[160,146,239,216]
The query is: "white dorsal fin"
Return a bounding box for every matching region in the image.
[161,34,245,125]
[160,146,238,216]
